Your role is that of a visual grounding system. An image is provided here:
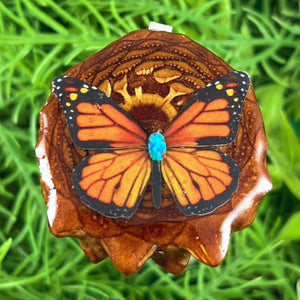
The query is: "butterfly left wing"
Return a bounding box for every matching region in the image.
[52,76,147,149]
[161,148,239,216]
[52,76,150,218]
[72,149,151,218]
[164,71,250,147]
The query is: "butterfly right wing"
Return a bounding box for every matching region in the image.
[161,71,250,216]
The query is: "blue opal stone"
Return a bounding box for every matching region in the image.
[148,132,166,161]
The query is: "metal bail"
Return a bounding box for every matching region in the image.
[148,22,173,32]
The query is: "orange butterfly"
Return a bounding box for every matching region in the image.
[52,71,250,218]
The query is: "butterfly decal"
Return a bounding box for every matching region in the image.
[52,71,250,218]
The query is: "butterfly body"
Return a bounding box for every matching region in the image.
[52,71,250,218]
[148,133,166,161]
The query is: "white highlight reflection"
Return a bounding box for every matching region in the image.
[220,139,272,254]
[35,136,57,228]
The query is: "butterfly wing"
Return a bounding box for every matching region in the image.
[162,148,239,215]
[52,76,147,149]
[72,149,151,218]
[162,71,250,215]
[52,76,150,218]
[164,71,250,147]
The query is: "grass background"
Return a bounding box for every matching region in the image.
[1,0,300,299]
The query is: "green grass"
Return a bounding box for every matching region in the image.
[1,0,300,299]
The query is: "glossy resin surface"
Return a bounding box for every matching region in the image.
[35,29,272,275]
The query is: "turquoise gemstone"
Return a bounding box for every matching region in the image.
[148,132,166,161]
